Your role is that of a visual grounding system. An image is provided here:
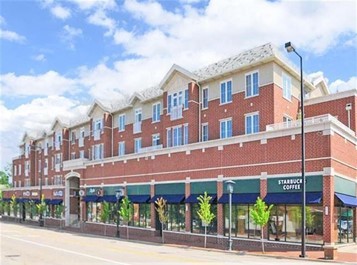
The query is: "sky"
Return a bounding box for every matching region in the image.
[0,0,356,171]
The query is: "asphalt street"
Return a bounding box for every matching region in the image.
[0,222,348,265]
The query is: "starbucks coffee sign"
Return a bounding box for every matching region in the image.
[53,190,63,197]
[278,178,302,190]
[23,190,30,197]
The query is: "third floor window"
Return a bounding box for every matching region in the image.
[152,103,161,122]
[118,114,126,132]
[220,80,232,104]
[167,89,189,114]
[245,71,259,97]
[202,87,209,109]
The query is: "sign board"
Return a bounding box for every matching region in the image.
[278,178,302,191]
[31,191,38,196]
[79,190,85,196]
[53,190,63,197]
[23,190,30,197]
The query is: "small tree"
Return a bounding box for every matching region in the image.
[119,196,133,239]
[10,194,18,217]
[100,202,110,223]
[36,194,46,221]
[250,197,273,253]
[155,197,168,244]
[54,204,64,219]
[197,192,215,248]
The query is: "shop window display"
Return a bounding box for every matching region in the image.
[191,203,217,234]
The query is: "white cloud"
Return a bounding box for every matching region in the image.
[61,25,83,49]
[69,0,117,10]
[87,9,116,36]
[0,15,5,25]
[0,97,89,169]
[0,29,26,43]
[0,71,79,97]
[329,77,357,93]
[33,54,46,62]
[51,5,71,20]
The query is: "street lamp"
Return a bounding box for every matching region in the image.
[225,180,235,251]
[39,171,44,227]
[285,41,306,258]
[115,188,124,237]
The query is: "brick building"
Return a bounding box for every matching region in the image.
[2,43,356,252]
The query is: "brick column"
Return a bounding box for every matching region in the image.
[150,180,156,230]
[185,177,191,232]
[323,171,337,259]
[217,176,224,236]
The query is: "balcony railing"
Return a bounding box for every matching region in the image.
[63,158,89,171]
[133,122,142,134]
[139,144,163,153]
[170,105,183,121]
[266,114,338,132]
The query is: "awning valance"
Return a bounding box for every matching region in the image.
[48,199,63,205]
[82,195,99,202]
[264,192,322,205]
[128,195,150,203]
[218,193,260,204]
[150,195,185,204]
[185,194,217,203]
[335,193,357,207]
[98,195,118,203]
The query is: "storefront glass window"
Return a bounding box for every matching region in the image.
[223,204,260,239]
[86,202,101,222]
[131,203,151,228]
[268,205,323,244]
[167,204,185,231]
[191,203,217,234]
[336,206,354,244]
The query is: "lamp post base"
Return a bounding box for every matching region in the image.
[228,239,233,251]
[39,219,44,227]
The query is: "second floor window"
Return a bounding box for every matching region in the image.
[167,124,189,147]
[134,138,141,153]
[152,103,161,122]
[245,113,259,134]
[220,80,232,104]
[202,87,209,109]
[246,71,259,97]
[118,141,125,156]
[220,119,232,139]
[202,123,209,142]
[118,114,126,132]
[152,134,160,146]
[92,144,104,160]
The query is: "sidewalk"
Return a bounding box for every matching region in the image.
[249,244,357,264]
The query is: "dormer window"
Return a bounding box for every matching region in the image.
[167,89,189,116]
[93,119,103,140]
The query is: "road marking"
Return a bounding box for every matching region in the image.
[1,235,132,265]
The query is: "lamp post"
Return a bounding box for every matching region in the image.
[285,41,306,258]
[115,188,124,237]
[39,171,44,227]
[225,180,235,251]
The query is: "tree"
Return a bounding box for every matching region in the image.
[197,192,215,248]
[54,204,64,219]
[155,197,168,244]
[100,201,110,223]
[119,196,133,240]
[10,194,18,218]
[0,171,10,186]
[250,197,273,253]
[36,194,46,220]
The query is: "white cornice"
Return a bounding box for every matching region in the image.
[305,88,357,106]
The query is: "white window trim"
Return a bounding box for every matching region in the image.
[245,70,259,99]
[202,87,209,110]
[219,79,233,105]
[118,114,126,132]
[282,72,292,102]
[152,102,161,123]
[202,122,209,141]
[219,118,232,139]
[244,111,260,134]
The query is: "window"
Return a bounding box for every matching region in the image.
[167,89,189,114]
[183,124,189,145]
[283,73,292,100]
[79,150,85,158]
[71,130,76,144]
[245,71,259,97]
[131,203,151,228]
[202,87,209,109]
[202,123,209,142]
[220,80,232,104]
[220,119,232,139]
[18,165,21,175]
[192,203,217,234]
[152,134,160,146]
[38,160,41,172]
[92,144,104,160]
[152,103,161,122]
[134,138,141,153]
[166,129,172,148]
[71,152,76,160]
[167,204,185,232]
[245,113,259,134]
[283,116,293,128]
[14,165,17,176]
[118,141,125,156]
[134,109,142,134]
[118,114,126,132]
[55,131,62,150]
[79,128,85,147]
[173,126,183,147]
[93,119,103,140]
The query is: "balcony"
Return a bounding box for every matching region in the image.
[93,130,101,141]
[170,105,183,121]
[79,138,84,147]
[63,158,89,171]
[139,144,163,153]
[133,121,142,134]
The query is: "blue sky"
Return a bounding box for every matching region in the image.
[0,0,356,170]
